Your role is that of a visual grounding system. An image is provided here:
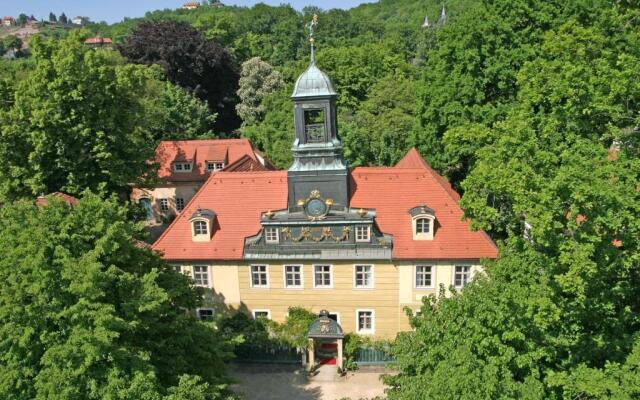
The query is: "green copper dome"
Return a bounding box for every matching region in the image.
[307,310,344,339]
[292,62,337,98]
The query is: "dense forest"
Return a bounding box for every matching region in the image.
[0,0,638,398]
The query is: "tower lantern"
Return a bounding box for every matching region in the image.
[288,14,349,212]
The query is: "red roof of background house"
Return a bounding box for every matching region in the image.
[152,148,498,261]
[3,17,16,22]
[223,154,269,172]
[84,37,113,44]
[154,138,272,183]
[35,192,79,207]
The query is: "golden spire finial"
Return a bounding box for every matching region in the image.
[308,14,319,64]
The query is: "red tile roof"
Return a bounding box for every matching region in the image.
[223,154,269,172]
[152,148,497,261]
[85,37,113,44]
[154,139,271,182]
[35,192,79,207]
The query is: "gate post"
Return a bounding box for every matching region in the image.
[307,338,315,370]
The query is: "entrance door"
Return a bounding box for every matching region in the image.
[139,198,154,221]
[316,339,338,365]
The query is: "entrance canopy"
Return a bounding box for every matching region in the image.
[307,310,344,339]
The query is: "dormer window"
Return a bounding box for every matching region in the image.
[190,208,216,242]
[193,220,208,235]
[410,205,436,241]
[173,162,192,172]
[206,162,225,172]
[355,225,371,242]
[264,227,279,244]
[416,218,430,234]
[304,109,325,143]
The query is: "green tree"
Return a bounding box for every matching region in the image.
[118,20,241,133]
[145,82,218,141]
[388,12,640,400]
[0,33,157,201]
[16,14,28,26]
[241,88,294,169]
[341,74,417,166]
[2,35,22,52]
[411,0,609,186]
[59,13,68,25]
[48,12,57,23]
[236,57,284,126]
[0,191,233,399]
[315,42,413,111]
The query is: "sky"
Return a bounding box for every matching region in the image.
[2,0,373,24]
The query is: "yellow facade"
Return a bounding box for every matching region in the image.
[176,260,483,340]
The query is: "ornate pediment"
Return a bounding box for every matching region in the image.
[244,189,392,260]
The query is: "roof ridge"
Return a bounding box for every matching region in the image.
[395,148,461,202]
[159,138,251,145]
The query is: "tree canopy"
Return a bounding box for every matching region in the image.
[0,33,157,202]
[387,4,640,399]
[118,20,240,134]
[0,191,234,399]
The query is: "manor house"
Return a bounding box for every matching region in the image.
[152,51,497,339]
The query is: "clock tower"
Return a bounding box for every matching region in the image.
[287,15,349,212]
[242,15,393,261]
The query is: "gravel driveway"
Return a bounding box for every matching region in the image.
[230,364,389,400]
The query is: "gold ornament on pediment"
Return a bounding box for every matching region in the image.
[310,190,321,199]
[280,225,350,243]
[357,208,368,218]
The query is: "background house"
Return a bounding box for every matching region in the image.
[131,138,274,238]
[84,35,113,48]
[2,17,17,27]
[71,16,89,26]
[182,2,200,10]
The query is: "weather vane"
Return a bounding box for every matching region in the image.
[307,14,318,63]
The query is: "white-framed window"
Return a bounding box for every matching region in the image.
[354,264,374,289]
[250,265,269,288]
[207,162,225,172]
[264,227,279,244]
[284,265,303,289]
[313,265,332,288]
[176,197,185,212]
[159,198,169,212]
[415,265,434,288]
[355,225,371,242]
[416,218,430,234]
[193,220,208,236]
[172,265,182,273]
[454,265,472,288]
[197,308,215,321]
[253,309,271,320]
[328,312,340,324]
[173,162,192,172]
[356,309,375,334]
[192,265,209,287]
[412,215,435,240]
